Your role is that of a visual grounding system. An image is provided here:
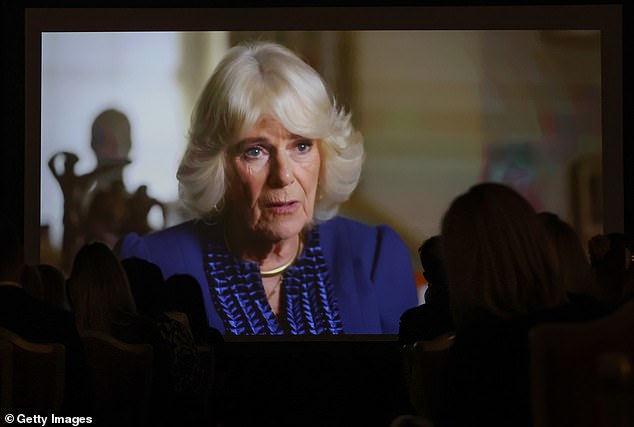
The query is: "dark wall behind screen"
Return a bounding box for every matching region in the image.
[1,2,25,240]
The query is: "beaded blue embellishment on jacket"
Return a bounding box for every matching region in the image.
[204,227,344,335]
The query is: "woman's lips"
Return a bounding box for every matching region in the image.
[265,200,300,215]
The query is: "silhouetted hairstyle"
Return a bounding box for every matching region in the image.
[67,242,137,333]
[121,257,166,318]
[418,235,446,285]
[441,183,565,325]
[538,212,599,298]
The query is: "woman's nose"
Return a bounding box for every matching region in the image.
[268,152,295,187]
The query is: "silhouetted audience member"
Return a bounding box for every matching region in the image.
[121,257,207,426]
[20,263,44,301]
[68,243,160,341]
[429,183,608,427]
[588,232,633,308]
[120,256,166,318]
[538,212,610,317]
[21,263,73,313]
[0,213,88,413]
[164,273,224,426]
[37,263,72,311]
[398,236,454,345]
[165,273,223,345]
[67,242,172,425]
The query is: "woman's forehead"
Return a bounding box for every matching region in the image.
[239,115,302,140]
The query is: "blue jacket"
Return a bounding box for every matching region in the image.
[117,216,418,335]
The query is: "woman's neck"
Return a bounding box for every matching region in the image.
[224,222,302,273]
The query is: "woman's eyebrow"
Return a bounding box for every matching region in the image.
[229,138,269,155]
[236,133,307,145]
[238,136,269,145]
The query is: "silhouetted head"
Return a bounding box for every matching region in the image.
[418,235,446,286]
[121,257,166,317]
[441,183,565,325]
[538,211,599,298]
[67,241,136,333]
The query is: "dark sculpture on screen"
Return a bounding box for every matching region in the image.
[48,109,165,273]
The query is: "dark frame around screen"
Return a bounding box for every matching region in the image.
[23,6,624,341]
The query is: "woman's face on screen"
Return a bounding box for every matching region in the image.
[225,116,321,241]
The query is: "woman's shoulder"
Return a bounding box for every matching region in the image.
[318,216,406,250]
[116,219,218,259]
[317,215,413,277]
[319,215,397,236]
[125,219,215,244]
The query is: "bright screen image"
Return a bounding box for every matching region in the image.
[39,29,603,336]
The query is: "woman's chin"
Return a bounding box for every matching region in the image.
[259,215,309,241]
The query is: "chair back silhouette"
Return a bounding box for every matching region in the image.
[405,332,455,417]
[530,300,634,427]
[81,331,153,426]
[0,327,65,414]
[0,339,13,414]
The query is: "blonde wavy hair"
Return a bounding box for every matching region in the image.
[441,183,566,325]
[177,40,365,222]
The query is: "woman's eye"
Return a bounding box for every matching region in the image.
[244,146,264,159]
[296,140,313,153]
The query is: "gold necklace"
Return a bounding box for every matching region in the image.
[224,229,302,277]
[260,247,299,277]
[265,275,284,300]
